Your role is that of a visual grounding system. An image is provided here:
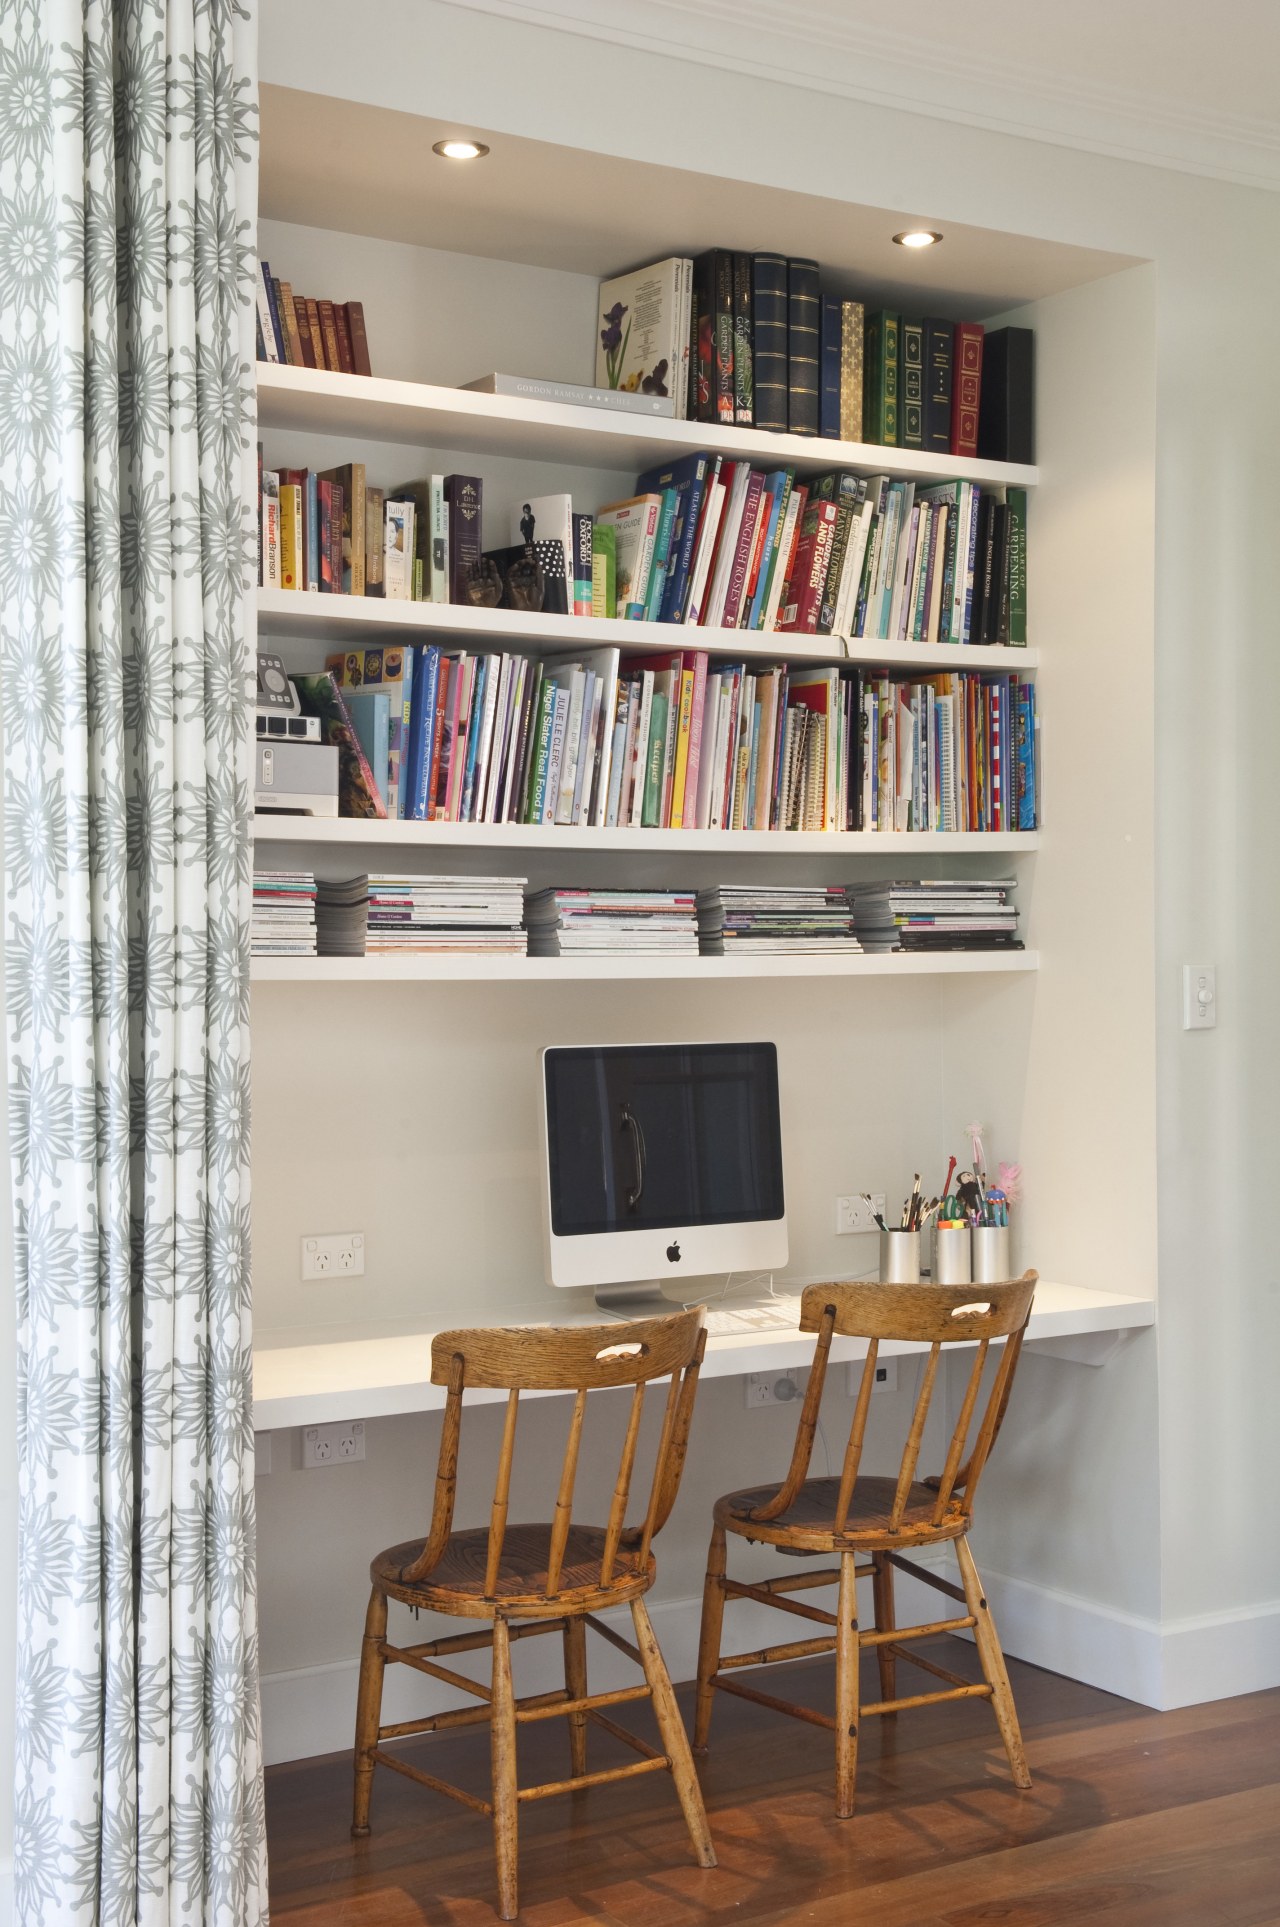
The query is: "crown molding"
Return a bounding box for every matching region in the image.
[451,0,1280,193]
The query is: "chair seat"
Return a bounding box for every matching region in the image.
[715,1474,968,1550]
[372,1524,657,1619]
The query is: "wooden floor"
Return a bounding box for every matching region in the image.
[266,1642,1280,1925]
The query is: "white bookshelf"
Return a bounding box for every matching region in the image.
[251,949,1038,984]
[257,585,1037,671]
[252,816,1039,855]
[257,361,1038,492]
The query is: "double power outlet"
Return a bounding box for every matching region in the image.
[835,1192,885,1236]
[301,1231,365,1280]
[745,1357,898,1407]
[302,1420,366,1468]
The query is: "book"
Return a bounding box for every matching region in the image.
[363,485,384,599]
[786,257,820,437]
[278,282,305,367]
[977,326,1034,464]
[864,311,899,446]
[900,318,924,449]
[818,293,842,440]
[255,261,282,362]
[751,252,789,434]
[1006,486,1028,645]
[637,451,713,624]
[260,469,281,587]
[572,513,594,616]
[343,691,391,813]
[292,671,388,818]
[384,498,414,602]
[950,321,985,458]
[333,302,355,374]
[839,299,864,442]
[317,462,366,595]
[326,644,415,818]
[510,494,572,617]
[594,256,691,409]
[444,474,482,603]
[591,521,616,619]
[923,318,954,454]
[462,372,675,417]
[596,495,662,618]
[779,499,839,634]
[345,301,373,377]
[317,299,342,376]
[732,252,753,425]
[277,477,302,590]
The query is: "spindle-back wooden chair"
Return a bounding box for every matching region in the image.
[694,1273,1037,1818]
[351,1308,714,1921]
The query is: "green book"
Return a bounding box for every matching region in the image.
[640,692,668,828]
[591,522,616,619]
[523,678,558,824]
[864,310,900,447]
[1006,487,1028,645]
[900,318,924,449]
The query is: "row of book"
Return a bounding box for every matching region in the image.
[285,876,1018,958]
[594,253,1033,459]
[252,872,317,956]
[257,450,1027,650]
[303,645,1038,836]
[255,261,373,376]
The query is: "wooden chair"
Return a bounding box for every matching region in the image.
[351,1308,715,1920]
[693,1273,1038,1818]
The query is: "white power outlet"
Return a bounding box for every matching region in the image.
[744,1370,805,1408]
[848,1357,899,1395]
[836,1193,885,1235]
[302,1231,365,1281]
[303,1420,365,1468]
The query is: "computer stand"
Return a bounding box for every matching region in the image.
[593,1280,682,1319]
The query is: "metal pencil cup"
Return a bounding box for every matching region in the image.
[933,1224,972,1286]
[971,1225,1012,1284]
[879,1228,920,1284]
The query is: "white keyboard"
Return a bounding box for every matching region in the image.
[700,1295,805,1336]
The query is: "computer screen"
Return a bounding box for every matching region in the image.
[540,1042,787,1309]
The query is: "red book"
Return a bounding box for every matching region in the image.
[949,321,984,458]
[333,302,355,374]
[317,478,335,592]
[345,301,373,377]
[778,499,839,634]
[304,296,326,369]
[317,299,342,376]
[293,299,317,368]
[427,657,452,819]
[721,471,765,629]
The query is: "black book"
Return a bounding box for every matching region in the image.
[691,252,732,426]
[732,252,753,425]
[922,317,953,453]
[977,326,1035,464]
[786,257,820,438]
[968,495,994,644]
[751,253,789,433]
[900,318,924,449]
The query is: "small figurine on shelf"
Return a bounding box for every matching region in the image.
[505,552,545,611]
[463,557,504,607]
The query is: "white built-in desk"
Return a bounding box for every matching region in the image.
[253,1281,1155,1431]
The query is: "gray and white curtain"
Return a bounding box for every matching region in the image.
[0,0,265,1921]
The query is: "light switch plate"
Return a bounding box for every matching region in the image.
[1182,964,1216,1031]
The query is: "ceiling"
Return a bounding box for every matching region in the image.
[452,0,1280,190]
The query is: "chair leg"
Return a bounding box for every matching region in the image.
[955,1535,1031,1790]
[631,1597,717,1869]
[871,1551,897,1708]
[563,1615,588,1779]
[490,1616,521,1920]
[693,1521,727,1753]
[352,1587,388,1838]
[834,1549,861,1819]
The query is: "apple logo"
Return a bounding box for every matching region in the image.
[665,1241,682,1264]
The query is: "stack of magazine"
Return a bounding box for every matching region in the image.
[316,874,528,957]
[846,879,1021,952]
[252,872,316,956]
[525,889,698,958]
[697,885,862,956]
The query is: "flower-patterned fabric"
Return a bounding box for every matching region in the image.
[0,0,266,1919]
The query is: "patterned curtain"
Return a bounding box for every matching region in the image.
[0,1,265,1921]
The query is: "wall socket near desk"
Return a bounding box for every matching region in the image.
[301,1231,365,1280]
[836,1193,885,1235]
[302,1420,365,1468]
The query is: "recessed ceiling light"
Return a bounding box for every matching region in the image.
[893,229,943,249]
[432,138,490,162]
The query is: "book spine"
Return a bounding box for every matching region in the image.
[977,326,1034,464]
[591,523,616,619]
[333,302,355,373]
[261,470,280,587]
[427,655,452,818]
[864,310,897,446]
[816,504,853,635]
[304,471,319,592]
[732,252,753,425]
[750,253,789,435]
[293,297,316,369]
[781,502,838,634]
[526,677,558,824]
[459,656,490,822]
[722,473,765,630]
[444,475,482,603]
[659,469,702,622]
[278,282,305,367]
[511,662,542,820]
[279,482,302,590]
[345,301,373,377]
[572,513,594,617]
[407,646,436,819]
[900,318,924,449]
[786,257,820,437]
[317,300,342,377]
[364,485,384,598]
[645,490,679,622]
[1006,486,1028,645]
[626,501,662,620]
[818,294,842,439]
[713,249,735,425]
[668,664,696,828]
[692,252,715,424]
[950,321,985,458]
[255,262,281,362]
[923,318,954,453]
[554,671,586,823]
[839,300,865,443]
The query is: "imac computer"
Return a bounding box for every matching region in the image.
[540,1041,788,1315]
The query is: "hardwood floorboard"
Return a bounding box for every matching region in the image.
[265,1643,1280,1925]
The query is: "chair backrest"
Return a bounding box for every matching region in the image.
[400,1308,707,1598]
[750,1274,1037,1534]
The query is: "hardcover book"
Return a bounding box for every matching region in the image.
[750,253,789,435]
[950,322,985,459]
[786,258,820,437]
[977,326,1034,465]
[462,373,674,417]
[732,252,754,425]
[326,644,415,817]
[345,301,373,377]
[864,311,900,447]
[818,294,842,440]
[922,318,954,453]
[510,494,573,617]
[594,256,690,411]
[839,299,865,443]
[444,474,482,603]
[597,495,662,617]
[900,318,924,449]
[292,671,388,818]
[317,462,366,595]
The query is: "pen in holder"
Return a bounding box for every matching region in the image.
[971,1224,1012,1284]
[933,1223,972,1286]
[879,1227,920,1284]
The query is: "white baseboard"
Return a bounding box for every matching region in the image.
[260,1570,1280,1764]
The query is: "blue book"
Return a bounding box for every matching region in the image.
[405,644,440,820]
[637,451,713,623]
[643,488,679,622]
[459,655,490,821]
[343,691,391,813]
[744,471,789,631]
[304,471,319,591]
[819,294,842,439]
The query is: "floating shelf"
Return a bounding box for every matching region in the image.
[251,950,1039,984]
[256,362,1039,490]
[252,817,1040,855]
[257,587,1038,672]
